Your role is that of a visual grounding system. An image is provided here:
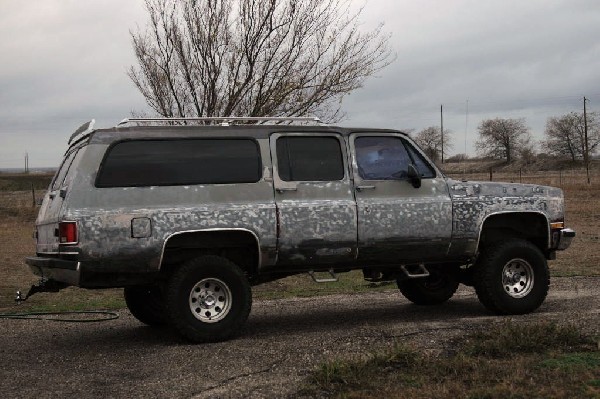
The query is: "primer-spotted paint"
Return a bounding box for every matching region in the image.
[30,126,572,288]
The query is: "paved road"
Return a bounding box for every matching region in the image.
[1,277,598,398]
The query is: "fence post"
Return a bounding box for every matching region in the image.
[559,170,562,187]
[489,167,493,181]
[31,183,36,207]
[519,168,522,183]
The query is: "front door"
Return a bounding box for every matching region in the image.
[270,133,357,266]
[350,133,452,264]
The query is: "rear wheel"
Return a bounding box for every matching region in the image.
[165,255,252,343]
[124,285,167,326]
[397,266,459,305]
[474,239,549,314]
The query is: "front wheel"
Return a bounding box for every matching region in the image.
[165,255,252,343]
[474,239,549,315]
[397,266,459,305]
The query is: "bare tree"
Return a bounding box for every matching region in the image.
[475,118,532,163]
[542,111,600,161]
[414,126,452,162]
[128,0,393,121]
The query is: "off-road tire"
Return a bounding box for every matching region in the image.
[165,255,252,343]
[397,267,459,305]
[124,285,167,326]
[474,239,549,315]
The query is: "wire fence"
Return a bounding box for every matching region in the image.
[445,168,598,188]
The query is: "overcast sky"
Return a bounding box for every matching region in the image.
[1,0,599,168]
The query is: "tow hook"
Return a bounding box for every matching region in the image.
[15,278,68,304]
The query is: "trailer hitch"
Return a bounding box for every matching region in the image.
[15,278,68,304]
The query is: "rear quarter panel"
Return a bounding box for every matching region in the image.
[63,142,277,272]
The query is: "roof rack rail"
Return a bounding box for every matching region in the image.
[68,119,95,144]
[117,116,323,127]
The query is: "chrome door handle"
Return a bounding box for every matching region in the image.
[356,185,375,191]
[276,187,297,193]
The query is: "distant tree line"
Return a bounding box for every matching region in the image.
[413,111,600,164]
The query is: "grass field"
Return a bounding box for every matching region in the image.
[0,169,598,311]
[302,321,600,398]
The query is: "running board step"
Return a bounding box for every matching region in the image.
[308,269,338,283]
[400,264,430,279]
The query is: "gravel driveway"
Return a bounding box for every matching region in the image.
[1,276,598,398]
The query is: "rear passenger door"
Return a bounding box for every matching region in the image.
[270,133,357,266]
[350,133,452,263]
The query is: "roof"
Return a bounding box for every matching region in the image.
[67,118,408,148]
[87,124,407,145]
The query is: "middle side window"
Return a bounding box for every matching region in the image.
[276,136,344,182]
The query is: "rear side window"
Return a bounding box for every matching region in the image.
[96,139,261,187]
[51,148,79,190]
[276,136,344,181]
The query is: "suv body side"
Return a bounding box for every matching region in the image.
[24,119,575,342]
[28,124,570,288]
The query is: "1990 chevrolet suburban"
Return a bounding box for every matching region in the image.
[24,117,575,342]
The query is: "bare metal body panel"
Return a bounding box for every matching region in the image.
[28,123,573,288]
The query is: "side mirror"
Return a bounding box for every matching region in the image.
[407,164,421,188]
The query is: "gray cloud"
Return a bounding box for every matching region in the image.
[343,0,600,153]
[1,0,599,168]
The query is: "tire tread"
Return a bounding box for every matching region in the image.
[474,239,549,315]
[165,255,252,343]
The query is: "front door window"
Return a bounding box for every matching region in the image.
[355,136,435,180]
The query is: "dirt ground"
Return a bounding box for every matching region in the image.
[0,277,598,399]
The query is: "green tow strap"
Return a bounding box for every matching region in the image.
[0,310,119,323]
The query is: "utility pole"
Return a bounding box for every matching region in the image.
[24,152,29,173]
[584,96,590,184]
[440,104,444,163]
[463,99,469,175]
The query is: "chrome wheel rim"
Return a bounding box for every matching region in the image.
[502,258,534,298]
[189,278,232,323]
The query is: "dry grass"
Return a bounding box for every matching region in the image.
[0,174,123,311]
[302,321,600,399]
[0,170,598,311]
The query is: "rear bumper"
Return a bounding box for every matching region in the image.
[555,228,576,251]
[25,256,158,288]
[25,257,81,286]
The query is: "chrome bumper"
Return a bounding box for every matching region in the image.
[556,228,576,251]
[25,256,81,286]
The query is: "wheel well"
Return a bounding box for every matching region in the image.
[478,213,548,252]
[160,230,260,277]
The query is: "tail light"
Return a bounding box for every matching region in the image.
[58,221,78,244]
